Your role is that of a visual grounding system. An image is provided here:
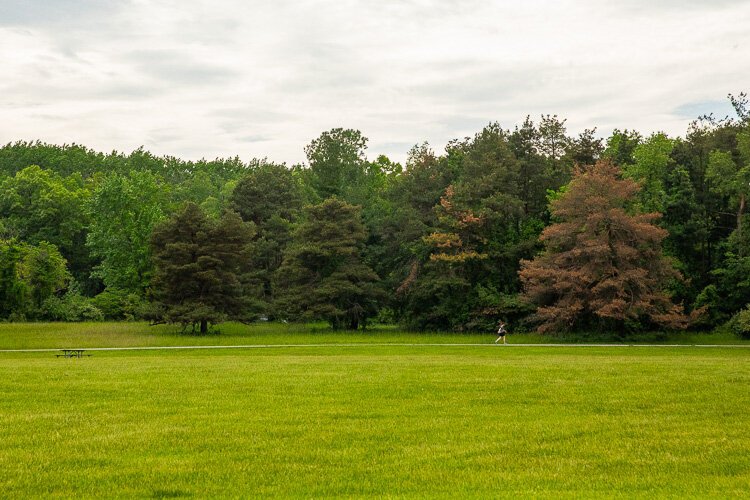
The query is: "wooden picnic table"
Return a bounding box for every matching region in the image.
[56,349,90,358]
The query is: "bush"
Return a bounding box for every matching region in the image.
[691,285,729,329]
[42,284,103,321]
[92,288,146,320]
[728,305,750,339]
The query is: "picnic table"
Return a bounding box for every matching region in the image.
[56,349,90,358]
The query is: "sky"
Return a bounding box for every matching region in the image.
[1,0,749,165]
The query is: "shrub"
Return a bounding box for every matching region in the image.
[691,285,729,329]
[92,288,146,320]
[42,284,103,321]
[728,305,750,340]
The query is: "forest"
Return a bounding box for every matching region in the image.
[1,94,749,337]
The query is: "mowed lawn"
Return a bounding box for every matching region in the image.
[1,334,749,497]
[0,321,748,349]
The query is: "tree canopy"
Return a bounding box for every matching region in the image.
[1,93,750,335]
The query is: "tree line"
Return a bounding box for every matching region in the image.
[1,93,748,337]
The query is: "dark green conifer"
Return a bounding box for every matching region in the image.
[274,198,381,329]
[149,203,254,333]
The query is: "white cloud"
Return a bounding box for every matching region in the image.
[1,0,749,165]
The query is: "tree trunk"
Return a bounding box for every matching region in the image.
[200,319,208,334]
[738,193,746,258]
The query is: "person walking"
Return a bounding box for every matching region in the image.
[495,321,508,344]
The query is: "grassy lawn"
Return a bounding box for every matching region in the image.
[0,326,749,497]
[0,321,496,350]
[0,321,748,350]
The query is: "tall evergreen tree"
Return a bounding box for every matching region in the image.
[520,160,686,333]
[149,203,254,333]
[661,165,706,306]
[509,117,550,217]
[366,145,448,289]
[391,124,550,331]
[274,198,381,329]
[230,163,303,315]
[536,114,573,186]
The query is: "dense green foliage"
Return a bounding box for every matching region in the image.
[149,203,255,333]
[230,163,303,313]
[87,170,169,295]
[0,240,69,320]
[730,305,750,339]
[275,198,382,329]
[1,93,749,334]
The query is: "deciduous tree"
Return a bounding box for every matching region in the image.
[304,128,368,201]
[87,171,170,294]
[706,130,750,255]
[0,165,89,275]
[0,239,69,320]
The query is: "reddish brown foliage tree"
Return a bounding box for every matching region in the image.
[423,184,487,264]
[519,160,686,333]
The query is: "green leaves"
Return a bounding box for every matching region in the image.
[623,133,675,213]
[707,150,740,198]
[86,171,170,293]
[0,239,70,320]
[305,128,369,201]
[0,165,88,256]
[2,95,750,332]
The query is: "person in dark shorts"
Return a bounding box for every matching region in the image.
[495,322,508,344]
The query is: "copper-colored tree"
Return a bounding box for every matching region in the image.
[519,160,686,333]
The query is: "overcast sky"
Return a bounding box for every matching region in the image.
[1,0,749,165]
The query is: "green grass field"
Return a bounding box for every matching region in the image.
[1,323,749,497]
[1,321,748,350]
